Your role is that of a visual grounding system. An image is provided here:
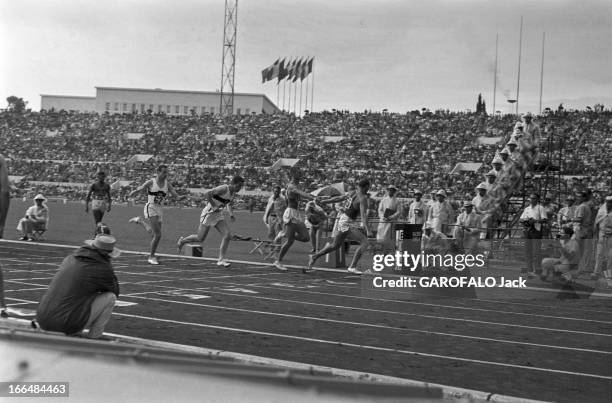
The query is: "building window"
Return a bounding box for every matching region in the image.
[114,102,119,111]
[158,105,163,113]
[245,108,250,115]
[140,104,145,113]
[201,106,206,114]
[166,105,171,113]
[123,103,127,112]
[236,108,241,115]
[184,106,189,114]
[149,104,154,112]
[131,104,136,112]
[210,107,215,114]
[175,105,179,114]
[105,102,110,111]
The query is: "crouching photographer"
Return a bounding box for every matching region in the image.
[540,226,580,282]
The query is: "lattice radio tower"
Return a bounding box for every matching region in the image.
[219,0,238,115]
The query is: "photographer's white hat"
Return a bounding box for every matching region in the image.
[85,235,121,258]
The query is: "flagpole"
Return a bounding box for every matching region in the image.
[293,79,297,115]
[276,81,280,110]
[305,72,309,113]
[516,16,523,116]
[310,57,315,112]
[282,79,286,112]
[288,76,292,113]
[493,33,498,116]
[539,32,545,115]
[299,79,303,117]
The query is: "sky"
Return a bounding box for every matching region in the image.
[1,0,611,114]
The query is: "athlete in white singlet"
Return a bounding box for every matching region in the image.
[273,168,316,271]
[128,165,184,265]
[177,176,244,267]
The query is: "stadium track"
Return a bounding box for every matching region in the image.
[1,240,612,402]
[1,201,611,402]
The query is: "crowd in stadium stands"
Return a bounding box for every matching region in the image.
[1,108,611,213]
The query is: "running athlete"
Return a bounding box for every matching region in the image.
[128,165,184,265]
[263,186,287,240]
[85,171,112,232]
[272,168,316,271]
[177,176,244,267]
[307,178,373,274]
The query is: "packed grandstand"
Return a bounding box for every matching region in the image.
[2,107,610,212]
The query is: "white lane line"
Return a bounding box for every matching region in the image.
[3,239,611,316]
[120,294,612,355]
[112,312,612,380]
[8,277,54,281]
[4,297,38,304]
[4,287,48,292]
[101,332,549,403]
[123,275,612,325]
[117,282,612,337]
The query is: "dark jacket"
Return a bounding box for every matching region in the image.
[36,246,119,335]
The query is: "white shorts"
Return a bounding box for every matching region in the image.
[283,207,303,225]
[91,199,107,211]
[200,205,227,227]
[144,203,163,222]
[336,213,361,234]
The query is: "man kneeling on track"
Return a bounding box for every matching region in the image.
[35,233,121,339]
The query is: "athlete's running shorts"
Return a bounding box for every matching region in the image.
[335,213,361,235]
[283,207,303,225]
[200,205,227,227]
[91,199,107,211]
[144,203,163,222]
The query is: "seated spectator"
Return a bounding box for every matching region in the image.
[35,234,121,339]
[17,194,49,240]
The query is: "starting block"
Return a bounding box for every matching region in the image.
[183,244,202,257]
[249,239,280,260]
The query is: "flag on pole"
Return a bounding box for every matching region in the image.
[307,57,314,75]
[300,58,309,81]
[277,58,288,82]
[286,59,295,81]
[292,58,303,82]
[270,58,280,81]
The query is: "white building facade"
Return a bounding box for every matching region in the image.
[41,87,279,115]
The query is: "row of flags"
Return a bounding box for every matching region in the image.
[262,57,314,84]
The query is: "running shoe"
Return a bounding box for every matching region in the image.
[273,231,285,244]
[273,260,288,271]
[217,259,231,267]
[148,256,160,265]
[347,267,363,275]
[19,236,29,241]
[0,309,8,319]
[129,216,141,224]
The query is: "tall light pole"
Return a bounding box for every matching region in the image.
[220,0,238,116]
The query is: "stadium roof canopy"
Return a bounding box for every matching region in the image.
[323,136,344,143]
[269,158,300,170]
[111,180,134,190]
[125,133,145,140]
[8,176,24,183]
[476,136,503,145]
[126,154,154,164]
[215,134,236,141]
[450,162,483,173]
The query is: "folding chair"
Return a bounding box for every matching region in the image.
[249,239,281,260]
[30,223,47,241]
